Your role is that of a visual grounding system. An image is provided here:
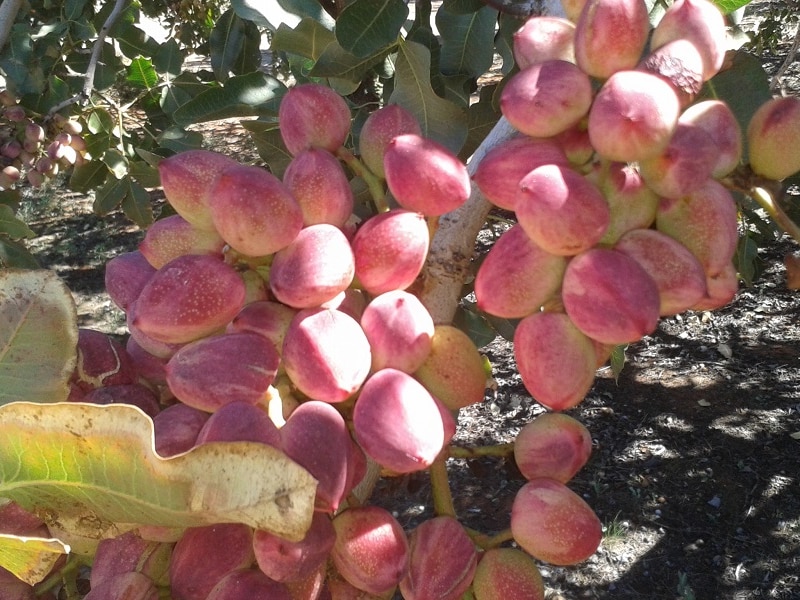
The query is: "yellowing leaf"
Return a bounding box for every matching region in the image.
[0,270,78,406]
[0,403,317,546]
[0,534,69,585]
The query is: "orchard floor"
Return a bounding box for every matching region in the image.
[21,181,800,600]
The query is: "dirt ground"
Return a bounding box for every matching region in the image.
[14,6,800,600]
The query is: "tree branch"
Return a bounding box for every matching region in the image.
[0,0,23,53]
[419,117,518,323]
[770,23,800,93]
[47,0,131,116]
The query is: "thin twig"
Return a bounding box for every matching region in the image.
[770,23,800,93]
[47,0,131,116]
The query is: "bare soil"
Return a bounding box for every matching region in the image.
[16,7,800,599]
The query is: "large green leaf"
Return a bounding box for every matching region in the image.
[309,40,390,82]
[436,3,498,77]
[462,84,502,160]
[69,159,109,193]
[64,41,119,92]
[0,27,44,96]
[115,25,160,60]
[0,403,317,542]
[158,127,204,153]
[233,18,263,76]
[442,0,487,14]
[454,305,498,349]
[173,72,287,127]
[243,121,294,178]
[92,177,128,216]
[210,9,249,82]
[129,160,161,188]
[101,0,139,38]
[0,534,69,585]
[20,75,71,116]
[154,39,184,77]
[121,179,154,227]
[0,239,39,269]
[0,205,35,239]
[495,13,519,75]
[232,0,335,30]
[271,18,336,60]
[697,50,771,160]
[0,270,77,406]
[65,0,89,21]
[160,82,193,115]
[86,107,115,134]
[0,190,20,211]
[336,0,409,58]
[127,57,159,89]
[389,40,468,153]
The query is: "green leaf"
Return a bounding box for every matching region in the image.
[69,15,96,41]
[129,160,161,188]
[82,130,112,161]
[173,72,287,127]
[0,534,68,585]
[453,306,497,348]
[158,127,204,153]
[121,179,154,227]
[233,18,263,76]
[436,3,498,77]
[698,50,771,160]
[495,13,519,75]
[0,190,21,212]
[116,25,160,60]
[0,28,44,96]
[154,39,184,77]
[0,270,78,405]
[309,40,390,81]
[441,73,474,107]
[232,0,335,30]
[20,75,71,115]
[389,39,468,153]
[160,82,193,115]
[735,232,759,287]
[64,41,119,91]
[169,71,209,99]
[127,57,158,89]
[0,534,65,584]
[443,0,487,13]
[102,149,129,179]
[135,149,166,170]
[484,313,518,343]
[69,160,109,193]
[93,177,127,216]
[242,121,293,178]
[610,344,627,383]
[271,19,336,60]
[462,84,501,160]
[0,238,39,269]
[86,108,115,135]
[336,0,408,58]
[210,9,248,82]
[65,0,89,20]
[0,205,35,239]
[101,0,138,38]
[0,402,317,541]
[711,0,752,14]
